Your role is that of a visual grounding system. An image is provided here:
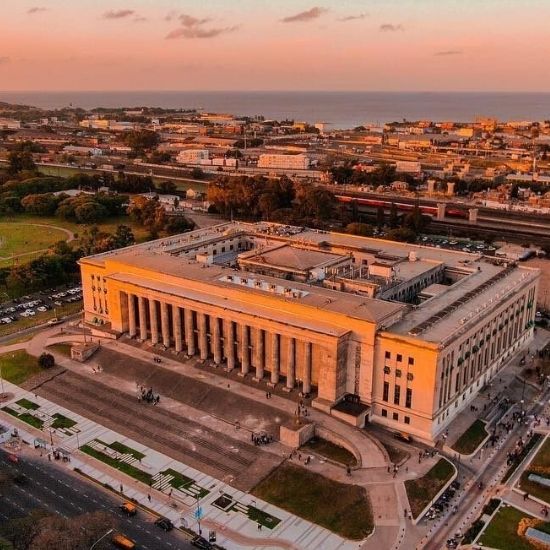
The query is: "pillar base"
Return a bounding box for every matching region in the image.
[267,382,277,388]
[252,377,263,383]
[282,386,293,393]
[237,372,248,378]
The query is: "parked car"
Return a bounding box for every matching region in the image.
[191,536,212,549]
[119,501,137,516]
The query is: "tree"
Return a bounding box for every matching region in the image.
[346,222,374,237]
[122,129,160,154]
[376,205,385,229]
[386,227,417,243]
[21,193,61,216]
[389,203,399,228]
[191,167,205,180]
[7,150,36,176]
[157,180,177,194]
[114,225,135,248]
[38,353,55,369]
[74,202,108,224]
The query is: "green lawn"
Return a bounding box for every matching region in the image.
[478,505,542,550]
[405,459,455,518]
[0,222,69,267]
[80,443,152,485]
[246,505,281,529]
[504,434,543,483]
[451,419,488,455]
[161,468,209,499]
[15,398,39,410]
[51,413,77,430]
[301,437,358,467]
[0,350,41,385]
[252,463,373,540]
[518,437,550,504]
[108,441,146,460]
[2,406,44,429]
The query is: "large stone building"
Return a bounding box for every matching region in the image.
[80,222,539,442]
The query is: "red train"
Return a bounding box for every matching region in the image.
[335,195,469,220]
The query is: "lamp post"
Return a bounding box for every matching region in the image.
[89,528,114,549]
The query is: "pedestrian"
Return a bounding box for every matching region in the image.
[524,492,529,501]
[148,493,151,502]
[387,465,391,473]
[257,523,262,531]
[346,465,351,477]
[404,508,408,518]
[120,483,123,493]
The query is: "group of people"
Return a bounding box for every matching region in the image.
[137,385,161,405]
[251,432,273,446]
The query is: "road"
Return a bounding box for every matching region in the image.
[426,386,550,550]
[0,449,194,550]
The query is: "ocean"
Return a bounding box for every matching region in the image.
[0,91,549,129]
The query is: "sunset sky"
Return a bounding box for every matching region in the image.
[1,0,549,91]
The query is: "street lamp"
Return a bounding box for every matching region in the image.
[89,528,114,549]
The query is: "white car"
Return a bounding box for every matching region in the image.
[37,306,47,312]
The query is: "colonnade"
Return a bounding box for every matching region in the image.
[124,292,312,393]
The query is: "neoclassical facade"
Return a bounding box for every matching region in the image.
[80,222,539,442]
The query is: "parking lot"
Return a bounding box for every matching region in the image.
[0,285,82,327]
[418,235,496,254]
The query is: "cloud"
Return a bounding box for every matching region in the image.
[281,7,327,23]
[179,14,211,28]
[166,26,238,39]
[134,16,148,23]
[0,56,10,64]
[339,13,368,22]
[102,9,135,20]
[165,10,178,22]
[435,50,463,56]
[27,7,47,14]
[380,23,404,32]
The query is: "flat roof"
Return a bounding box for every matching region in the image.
[82,221,539,343]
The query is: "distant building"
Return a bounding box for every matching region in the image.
[395,161,422,174]
[177,149,210,165]
[257,154,310,170]
[0,118,21,130]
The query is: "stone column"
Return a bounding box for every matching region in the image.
[212,317,222,365]
[173,306,183,353]
[240,325,250,375]
[185,309,195,356]
[128,293,136,338]
[255,328,264,380]
[160,302,170,348]
[138,296,147,341]
[149,299,159,345]
[286,337,296,389]
[303,341,312,394]
[270,333,280,384]
[225,321,235,371]
[198,312,208,360]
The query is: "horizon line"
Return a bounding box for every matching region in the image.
[1,89,550,94]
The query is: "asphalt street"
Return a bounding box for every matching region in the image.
[425,385,550,550]
[0,449,194,550]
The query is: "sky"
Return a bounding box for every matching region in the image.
[1,0,549,92]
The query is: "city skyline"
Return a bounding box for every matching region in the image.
[1,0,550,92]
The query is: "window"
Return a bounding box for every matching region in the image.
[383,382,389,402]
[408,357,414,366]
[392,412,399,421]
[394,384,401,405]
[381,409,387,418]
[404,416,410,425]
[384,366,391,374]
[407,373,414,381]
[406,388,413,408]
[385,351,391,359]
[397,354,403,362]
[396,369,402,378]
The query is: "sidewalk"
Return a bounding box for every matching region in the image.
[0,378,358,550]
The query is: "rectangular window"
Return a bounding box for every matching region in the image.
[397,354,402,362]
[383,382,389,402]
[381,408,387,418]
[394,384,401,405]
[405,388,412,408]
[404,416,410,425]
[408,357,414,366]
[392,412,399,421]
[385,351,391,359]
